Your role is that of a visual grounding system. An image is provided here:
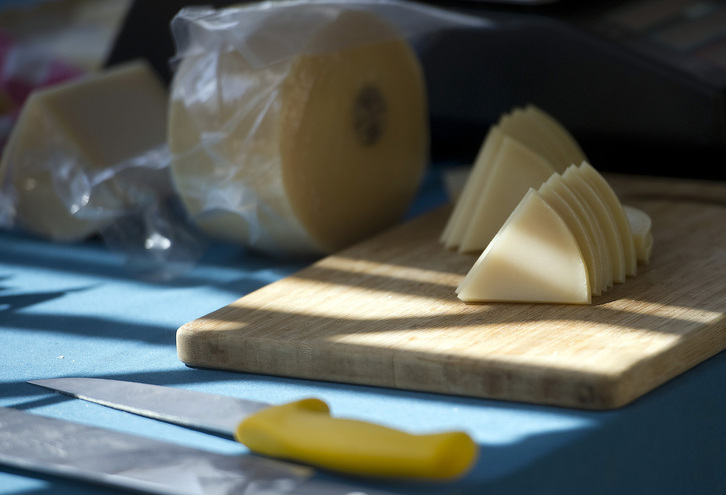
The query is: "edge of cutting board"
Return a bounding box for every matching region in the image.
[177,174,726,409]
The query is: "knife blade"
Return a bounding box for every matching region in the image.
[28,378,478,480]
[0,406,397,495]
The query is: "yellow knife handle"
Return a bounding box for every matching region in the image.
[234,398,478,480]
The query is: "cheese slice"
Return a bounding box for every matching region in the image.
[458,135,557,253]
[508,108,572,170]
[562,166,626,284]
[0,60,168,241]
[546,173,613,292]
[498,111,567,171]
[168,10,427,256]
[578,162,637,276]
[624,205,653,263]
[457,188,590,304]
[524,105,587,167]
[538,180,601,295]
[441,126,504,248]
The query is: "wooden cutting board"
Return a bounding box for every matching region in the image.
[177,174,726,409]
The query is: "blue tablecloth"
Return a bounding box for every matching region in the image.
[1,167,724,495]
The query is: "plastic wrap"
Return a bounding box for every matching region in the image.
[167,0,489,257]
[0,60,206,281]
[0,0,489,279]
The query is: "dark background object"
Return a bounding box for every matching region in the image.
[107,0,726,180]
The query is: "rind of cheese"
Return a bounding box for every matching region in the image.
[168,10,428,256]
[562,165,626,285]
[457,188,590,304]
[624,205,653,263]
[457,136,556,253]
[578,161,637,276]
[0,60,168,241]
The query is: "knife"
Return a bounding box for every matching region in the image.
[28,378,478,480]
[0,406,399,495]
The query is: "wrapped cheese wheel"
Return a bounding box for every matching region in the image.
[0,60,169,242]
[168,5,429,256]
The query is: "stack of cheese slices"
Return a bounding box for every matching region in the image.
[444,105,653,304]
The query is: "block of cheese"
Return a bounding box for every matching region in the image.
[168,9,428,257]
[0,60,168,241]
[457,188,590,304]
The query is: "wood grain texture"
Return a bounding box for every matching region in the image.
[177,174,726,409]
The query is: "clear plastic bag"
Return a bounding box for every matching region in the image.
[0,0,490,278]
[167,0,489,258]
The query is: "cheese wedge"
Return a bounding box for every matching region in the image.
[457,188,590,304]
[458,136,557,253]
[168,10,427,256]
[0,60,168,241]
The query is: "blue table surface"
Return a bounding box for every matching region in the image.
[1,166,724,495]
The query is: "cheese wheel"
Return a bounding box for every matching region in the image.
[0,61,168,241]
[457,188,590,304]
[168,10,428,256]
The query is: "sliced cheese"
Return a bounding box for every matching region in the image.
[458,135,557,253]
[524,105,587,167]
[546,172,613,292]
[508,108,571,170]
[578,161,637,276]
[441,126,504,248]
[457,188,590,304]
[168,10,427,256]
[498,111,567,172]
[624,205,653,263]
[538,180,601,296]
[0,60,168,241]
[562,165,626,285]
